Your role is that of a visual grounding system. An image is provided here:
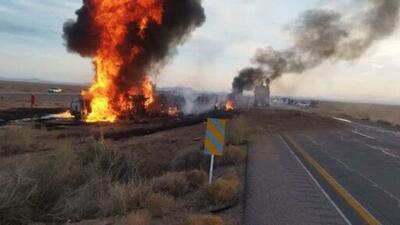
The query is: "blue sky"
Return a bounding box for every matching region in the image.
[0,0,399,104]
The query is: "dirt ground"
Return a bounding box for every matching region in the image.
[0,80,84,110]
[0,81,355,225]
[0,102,354,225]
[312,101,400,127]
[0,80,86,93]
[243,108,344,133]
[0,115,244,225]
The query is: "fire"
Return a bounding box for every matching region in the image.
[83,0,164,123]
[142,78,154,108]
[41,110,74,120]
[167,107,179,116]
[57,110,74,119]
[225,100,235,111]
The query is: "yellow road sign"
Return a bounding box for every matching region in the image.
[204,118,226,156]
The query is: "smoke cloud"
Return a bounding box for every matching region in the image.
[63,0,206,93]
[233,0,400,93]
[232,67,265,94]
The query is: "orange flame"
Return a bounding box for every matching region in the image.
[225,100,235,111]
[167,107,179,116]
[83,0,164,123]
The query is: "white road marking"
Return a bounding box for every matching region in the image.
[326,153,400,208]
[363,144,400,160]
[333,116,400,137]
[351,122,400,137]
[279,135,353,225]
[333,117,353,124]
[351,130,376,140]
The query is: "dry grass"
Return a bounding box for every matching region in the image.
[0,167,36,224]
[186,214,225,225]
[218,146,246,166]
[145,193,174,218]
[316,102,400,126]
[151,170,207,197]
[151,172,190,197]
[107,183,137,215]
[226,115,252,145]
[200,169,241,206]
[0,120,244,225]
[0,126,36,156]
[117,210,151,225]
[183,170,208,189]
[0,137,141,224]
[170,146,209,171]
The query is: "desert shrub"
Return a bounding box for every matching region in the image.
[137,154,170,178]
[151,172,190,197]
[218,146,246,166]
[128,183,154,209]
[102,182,155,216]
[0,137,140,224]
[0,168,36,225]
[183,170,208,189]
[170,146,209,171]
[50,178,109,221]
[0,126,35,156]
[221,168,240,181]
[145,193,174,218]
[186,214,225,225]
[117,210,150,225]
[226,116,252,145]
[106,182,136,215]
[200,169,241,206]
[151,170,207,197]
[78,137,138,183]
[28,144,98,219]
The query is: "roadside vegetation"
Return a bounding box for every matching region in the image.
[226,115,253,145]
[315,102,400,127]
[0,117,249,225]
[0,125,37,156]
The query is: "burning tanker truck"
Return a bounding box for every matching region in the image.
[64,0,206,122]
[228,67,271,109]
[70,89,187,120]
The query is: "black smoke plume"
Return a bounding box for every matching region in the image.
[63,0,205,93]
[233,67,265,94]
[233,0,400,93]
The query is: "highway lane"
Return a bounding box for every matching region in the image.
[288,118,400,225]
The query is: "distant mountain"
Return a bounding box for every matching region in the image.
[0,76,88,86]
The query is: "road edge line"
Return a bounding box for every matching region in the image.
[278,135,353,225]
[280,133,382,225]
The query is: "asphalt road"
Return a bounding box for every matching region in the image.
[244,134,349,225]
[287,118,400,225]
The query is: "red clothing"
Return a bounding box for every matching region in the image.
[31,94,36,108]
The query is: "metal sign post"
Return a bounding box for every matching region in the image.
[204,118,227,184]
[209,154,215,184]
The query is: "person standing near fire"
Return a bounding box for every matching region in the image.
[31,93,37,108]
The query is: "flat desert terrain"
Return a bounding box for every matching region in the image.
[314,101,400,127]
[0,80,86,93]
[0,80,85,110]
